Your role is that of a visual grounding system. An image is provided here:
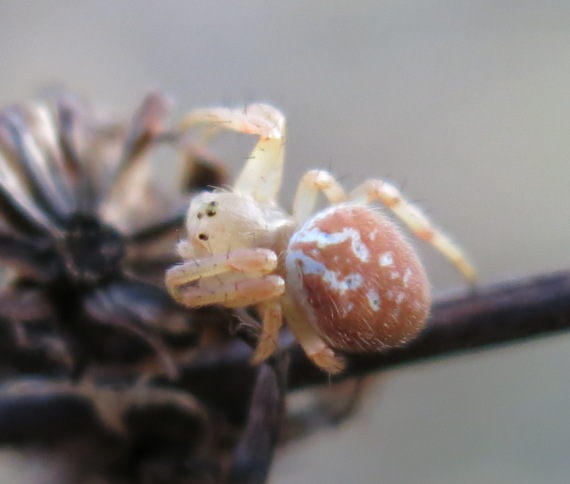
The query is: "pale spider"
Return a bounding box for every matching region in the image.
[166,104,475,374]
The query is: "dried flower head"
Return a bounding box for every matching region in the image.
[0,90,245,483]
[0,90,229,376]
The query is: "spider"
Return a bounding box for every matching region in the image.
[166,104,476,374]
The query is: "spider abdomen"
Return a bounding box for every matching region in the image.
[285,204,430,352]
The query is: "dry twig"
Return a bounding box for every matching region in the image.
[182,270,570,391]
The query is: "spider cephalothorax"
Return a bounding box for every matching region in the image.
[167,103,476,374]
[178,190,293,259]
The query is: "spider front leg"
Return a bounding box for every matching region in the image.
[179,103,286,204]
[349,179,477,283]
[165,248,285,308]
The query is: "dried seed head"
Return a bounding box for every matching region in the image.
[285,205,430,352]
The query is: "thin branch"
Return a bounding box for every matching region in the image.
[182,270,570,391]
[226,356,287,484]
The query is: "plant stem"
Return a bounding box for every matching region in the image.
[183,271,570,390]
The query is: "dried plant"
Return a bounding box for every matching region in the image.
[0,90,252,483]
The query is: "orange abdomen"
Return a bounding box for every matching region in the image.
[285,204,430,352]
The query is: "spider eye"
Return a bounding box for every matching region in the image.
[197,213,203,219]
[206,201,218,217]
[198,233,209,241]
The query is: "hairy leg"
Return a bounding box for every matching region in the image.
[179,103,286,204]
[281,295,345,374]
[250,299,283,364]
[350,179,476,282]
[291,169,348,224]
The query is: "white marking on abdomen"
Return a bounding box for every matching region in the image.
[379,251,394,267]
[366,290,381,311]
[291,209,370,262]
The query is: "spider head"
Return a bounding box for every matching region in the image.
[183,191,282,257]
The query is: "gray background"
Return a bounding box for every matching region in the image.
[1,1,570,482]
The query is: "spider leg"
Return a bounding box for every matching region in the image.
[250,300,283,365]
[179,103,286,204]
[281,295,345,374]
[165,248,282,307]
[349,179,476,283]
[291,169,348,223]
[174,274,285,309]
[167,247,278,286]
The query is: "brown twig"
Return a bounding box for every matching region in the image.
[226,355,288,484]
[182,270,570,391]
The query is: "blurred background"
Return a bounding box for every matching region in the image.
[0,1,570,482]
